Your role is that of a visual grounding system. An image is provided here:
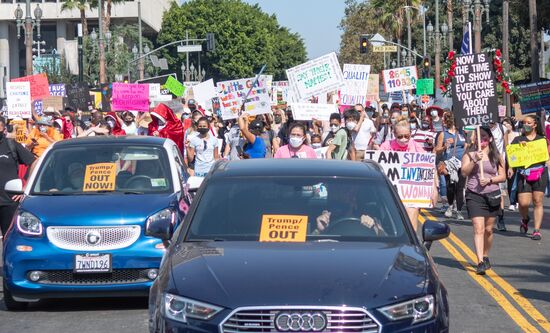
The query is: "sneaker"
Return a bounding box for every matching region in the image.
[444,206,453,218]
[520,217,530,234]
[496,217,507,231]
[483,257,492,270]
[508,204,516,211]
[456,211,464,220]
[476,262,486,275]
[440,204,449,214]
[532,230,542,241]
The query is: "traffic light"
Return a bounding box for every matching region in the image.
[422,56,431,78]
[206,33,216,52]
[359,35,369,54]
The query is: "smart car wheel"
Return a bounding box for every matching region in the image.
[3,281,29,311]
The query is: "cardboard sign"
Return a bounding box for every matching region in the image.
[506,139,549,168]
[217,76,271,119]
[365,74,380,101]
[6,81,32,119]
[364,151,436,208]
[286,52,345,102]
[11,119,27,143]
[415,79,434,96]
[382,66,418,93]
[49,84,66,97]
[518,81,550,115]
[112,83,150,112]
[290,103,338,121]
[192,79,217,105]
[452,53,498,128]
[165,76,185,97]
[259,215,308,242]
[66,83,93,111]
[12,73,50,101]
[83,163,117,192]
[42,96,65,113]
[340,64,371,106]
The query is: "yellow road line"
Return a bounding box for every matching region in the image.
[419,214,541,333]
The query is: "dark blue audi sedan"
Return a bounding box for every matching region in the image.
[148,159,450,333]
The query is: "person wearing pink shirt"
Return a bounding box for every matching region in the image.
[274,123,317,159]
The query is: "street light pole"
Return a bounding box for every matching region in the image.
[14,1,42,76]
[463,0,490,54]
[503,0,511,116]
[138,0,144,80]
[98,0,106,83]
[434,0,441,92]
[406,6,412,65]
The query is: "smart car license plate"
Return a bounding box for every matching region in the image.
[74,254,111,273]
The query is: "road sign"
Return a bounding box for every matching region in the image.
[373,45,398,53]
[177,45,203,53]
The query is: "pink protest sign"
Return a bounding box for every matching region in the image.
[111,83,150,111]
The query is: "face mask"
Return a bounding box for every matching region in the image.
[311,143,322,149]
[480,139,490,149]
[390,119,397,125]
[39,126,47,133]
[410,123,417,130]
[421,122,430,130]
[397,137,409,147]
[402,112,409,118]
[366,111,374,118]
[524,125,533,133]
[197,128,209,135]
[107,120,115,128]
[431,111,438,117]
[274,115,282,124]
[346,122,357,131]
[124,118,133,124]
[182,114,190,120]
[330,125,339,133]
[157,119,166,127]
[289,137,304,148]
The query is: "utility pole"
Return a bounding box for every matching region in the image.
[447,0,454,51]
[138,0,144,80]
[185,30,190,82]
[503,0,511,117]
[98,0,106,83]
[435,0,441,91]
[422,5,427,56]
[77,23,83,82]
[406,7,412,66]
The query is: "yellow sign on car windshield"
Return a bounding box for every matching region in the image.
[83,163,117,192]
[259,215,308,242]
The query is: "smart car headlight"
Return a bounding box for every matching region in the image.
[147,208,175,228]
[163,293,222,323]
[379,295,435,324]
[17,211,43,237]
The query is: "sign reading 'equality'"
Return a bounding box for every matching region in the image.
[340,64,371,106]
[452,53,498,128]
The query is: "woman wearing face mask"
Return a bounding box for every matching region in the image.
[274,123,317,159]
[427,106,444,132]
[187,117,219,177]
[105,112,126,136]
[379,116,431,231]
[25,119,63,157]
[509,115,547,240]
[120,111,137,136]
[462,126,506,274]
[412,116,436,152]
[148,103,184,152]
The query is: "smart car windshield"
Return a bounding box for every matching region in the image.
[186,177,411,243]
[31,145,173,195]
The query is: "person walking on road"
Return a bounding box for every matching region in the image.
[510,115,547,241]
[462,126,506,275]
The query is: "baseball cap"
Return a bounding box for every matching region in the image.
[249,119,264,131]
[188,99,196,106]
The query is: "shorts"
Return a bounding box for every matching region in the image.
[517,167,548,194]
[465,190,501,218]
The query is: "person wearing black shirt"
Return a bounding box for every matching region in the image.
[0,117,36,236]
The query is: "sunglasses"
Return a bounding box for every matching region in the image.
[396,134,411,139]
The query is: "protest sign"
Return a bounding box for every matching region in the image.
[382,66,418,93]
[364,151,436,208]
[517,81,550,115]
[315,147,329,159]
[149,83,161,101]
[165,76,185,97]
[66,83,93,111]
[42,96,65,113]
[49,84,66,97]
[286,52,344,102]
[11,119,27,143]
[498,105,506,117]
[506,139,549,168]
[83,163,117,192]
[6,81,32,119]
[217,76,271,119]
[272,81,290,105]
[100,83,112,112]
[33,99,43,116]
[112,83,150,112]
[12,73,50,101]
[259,215,308,242]
[192,79,217,105]
[340,64,371,106]
[137,74,178,99]
[415,79,434,96]
[452,53,498,128]
[366,74,380,101]
[290,103,337,121]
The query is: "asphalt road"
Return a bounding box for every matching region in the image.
[0,200,549,333]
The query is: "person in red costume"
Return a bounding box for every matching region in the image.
[148,103,184,152]
[105,112,126,136]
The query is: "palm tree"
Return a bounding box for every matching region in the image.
[61,0,90,36]
[369,0,422,44]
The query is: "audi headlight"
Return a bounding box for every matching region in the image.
[163,294,222,323]
[379,295,435,324]
[17,212,43,237]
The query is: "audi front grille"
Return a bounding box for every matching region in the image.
[220,306,380,333]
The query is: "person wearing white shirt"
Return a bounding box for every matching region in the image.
[349,104,376,161]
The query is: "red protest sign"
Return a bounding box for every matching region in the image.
[12,73,50,101]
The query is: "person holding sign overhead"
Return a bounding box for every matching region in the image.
[461,126,506,275]
[238,113,266,159]
[509,115,548,241]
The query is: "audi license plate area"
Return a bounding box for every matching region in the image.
[74,254,111,273]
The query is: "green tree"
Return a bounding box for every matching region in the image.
[61,0,91,36]
[157,0,307,81]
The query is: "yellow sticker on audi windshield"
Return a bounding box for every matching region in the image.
[259,215,308,242]
[83,163,117,192]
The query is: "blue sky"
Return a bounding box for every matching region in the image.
[242,0,345,59]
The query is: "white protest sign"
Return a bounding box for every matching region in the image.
[7,81,32,119]
[272,81,290,105]
[364,151,436,208]
[340,64,371,106]
[382,66,418,93]
[315,147,329,159]
[217,76,271,119]
[290,103,338,121]
[192,79,217,105]
[148,83,161,100]
[286,52,344,102]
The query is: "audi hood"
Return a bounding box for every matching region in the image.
[168,242,429,309]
